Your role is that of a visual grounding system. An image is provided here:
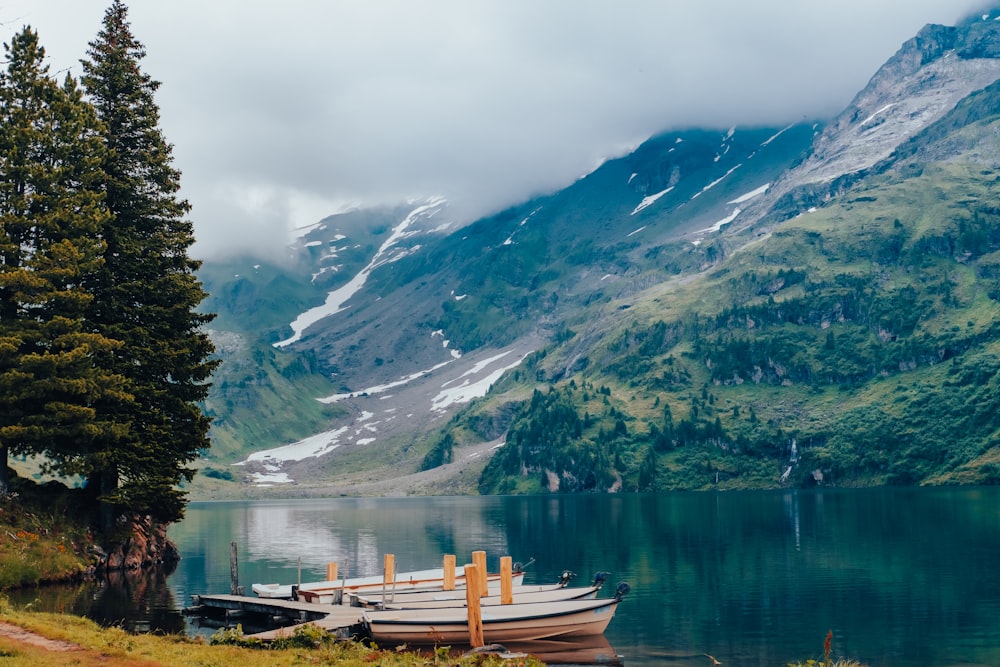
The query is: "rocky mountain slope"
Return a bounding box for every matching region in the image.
[733,13,1000,237]
[194,10,1000,496]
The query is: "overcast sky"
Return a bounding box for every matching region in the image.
[1,1,992,259]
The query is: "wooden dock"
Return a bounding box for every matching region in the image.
[187,594,365,640]
[190,548,523,644]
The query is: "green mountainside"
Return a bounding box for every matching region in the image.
[447,85,1000,492]
[195,206,428,461]
[194,15,1000,496]
[194,126,815,472]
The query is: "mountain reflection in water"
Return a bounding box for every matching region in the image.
[5,489,1000,667]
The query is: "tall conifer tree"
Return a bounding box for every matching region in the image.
[81,1,217,525]
[0,28,125,496]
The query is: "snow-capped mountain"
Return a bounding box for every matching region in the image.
[198,10,1000,493]
[733,15,1000,234]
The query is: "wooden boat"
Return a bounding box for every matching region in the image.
[364,596,623,644]
[357,583,602,610]
[352,570,603,609]
[252,567,525,601]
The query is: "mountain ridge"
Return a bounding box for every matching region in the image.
[192,11,1000,497]
[730,16,1000,240]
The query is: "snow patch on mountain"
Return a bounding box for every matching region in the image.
[728,183,770,204]
[318,359,458,404]
[431,351,524,413]
[691,164,742,200]
[860,103,896,126]
[760,125,793,147]
[237,425,349,469]
[699,208,742,234]
[631,187,674,215]
[502,206,542,245]
[275,198,447,348]
[239,344,528,485]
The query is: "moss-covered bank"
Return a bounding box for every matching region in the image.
[0,476,175,590]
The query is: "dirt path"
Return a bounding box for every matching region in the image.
[0,620,167,665]
[0,621,82,651]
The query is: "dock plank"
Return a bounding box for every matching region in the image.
[191,594,365,641]
[245,610,364,641]
[195,594,337,614]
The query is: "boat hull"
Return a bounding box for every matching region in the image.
[253,569,525,602]
[364,598,620,645]
[363,584,601,610]
[353,581,585,608]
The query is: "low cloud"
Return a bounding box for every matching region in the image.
[3,0,988,258]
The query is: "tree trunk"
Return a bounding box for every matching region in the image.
[0,444,8,496]
[98,468,119,533]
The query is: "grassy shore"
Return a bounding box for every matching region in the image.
[0,486,867,667]
[0,485,97,589]
[0,482,546,666]
[0,603,547,666]
[0,492,548,665]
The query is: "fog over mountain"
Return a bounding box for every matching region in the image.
[3,0,992,258]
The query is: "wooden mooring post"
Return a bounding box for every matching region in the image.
[383,553,395,602]
[500,556,513,604]
[443,554,456,591]
[472,550,487,596]
[464,563,484,647]
[229,542,241,595]
[326,562,338,582]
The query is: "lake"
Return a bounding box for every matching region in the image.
[7,488,1000,666]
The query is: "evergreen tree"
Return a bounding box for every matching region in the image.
[80,1,217,525]
[0,27,125,495]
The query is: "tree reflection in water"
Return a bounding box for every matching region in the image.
[5,562,184,635]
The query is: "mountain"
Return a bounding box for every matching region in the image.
[194,12,1000,496]
[731,14,1000,236]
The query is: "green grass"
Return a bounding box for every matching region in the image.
[0,485,96,590]
[0,605,546,667]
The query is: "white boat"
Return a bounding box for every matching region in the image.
[251,567,525,601]
[358,583,602,610]
[352,570,601,608]
[364,596,623,645]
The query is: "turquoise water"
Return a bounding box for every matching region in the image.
[10,488,1000,666]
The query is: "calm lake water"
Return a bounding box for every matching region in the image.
[8,488,1000,666]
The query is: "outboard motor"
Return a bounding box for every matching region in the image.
[512,557,535,574]
[558,570,577,587]
[614,582,631,601]
[591,571,610,589]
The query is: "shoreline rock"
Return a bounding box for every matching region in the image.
[93,515,180,573]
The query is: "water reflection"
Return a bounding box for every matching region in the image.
[5,565,185,635]
[195,498,516,578]
[7,489,1000,667]
[487,636,624,665]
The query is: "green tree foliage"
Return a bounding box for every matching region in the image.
[476,160,1000,492]
[421,431,455,470]
[479,386,627,493]
[79,1,217,525]
[0,28,125,496]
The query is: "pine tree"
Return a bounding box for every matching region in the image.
[81,1,217,525]
[0,27,125,495]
